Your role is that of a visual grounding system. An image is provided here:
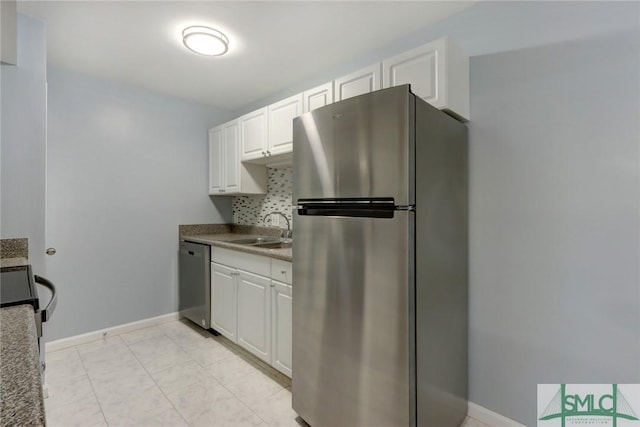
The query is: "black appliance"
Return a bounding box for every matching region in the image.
[1,265,57,376]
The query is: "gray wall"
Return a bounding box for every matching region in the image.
[232,2,640,425]
[469,33,640,426]
[0,14,47,273]
[45,66,233,341]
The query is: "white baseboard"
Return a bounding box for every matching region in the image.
[468,402,527,427]
[45,312,180,352]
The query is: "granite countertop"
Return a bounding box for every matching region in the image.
[183,233,293,262]
[0,305,45,427]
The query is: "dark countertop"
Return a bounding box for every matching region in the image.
[0,305,45,427]
[183,233,292,262]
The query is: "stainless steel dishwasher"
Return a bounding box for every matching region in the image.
[178,241,211,329]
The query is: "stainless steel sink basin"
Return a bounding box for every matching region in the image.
[226,236,280,245]
[253,241,292,249]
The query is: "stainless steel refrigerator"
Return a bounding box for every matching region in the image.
[292,85,468,427]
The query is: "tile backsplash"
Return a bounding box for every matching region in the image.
[233,166,293,228]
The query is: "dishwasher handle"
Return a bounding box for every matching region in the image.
[34,275,57,322]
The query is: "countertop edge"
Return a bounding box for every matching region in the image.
[182,235,292,262]
[0,257,29,268]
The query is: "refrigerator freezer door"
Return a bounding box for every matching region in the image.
[292,210,415,427]
[293,85,414,206]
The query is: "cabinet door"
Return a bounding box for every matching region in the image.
[268,93,303,156]
[211,263,237,342]
[382,38,444,108]
[271,259,292,285]
[303,82,333,113]
[223,121,240,192]
[334,63,382,101]
[271,280,292,377]
[237,270,271,363]
[240,107,268,161]
[208,127,224,195]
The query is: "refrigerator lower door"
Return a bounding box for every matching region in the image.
[292,210,415,427]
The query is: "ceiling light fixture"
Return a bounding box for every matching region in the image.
[182,26,229,56]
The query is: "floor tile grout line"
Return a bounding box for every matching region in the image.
[48,321,286,427]
[161,321,275,427]
[157,322,263,424]
[73,343,110,427]
[121,325,193,426]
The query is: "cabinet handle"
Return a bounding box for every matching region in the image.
[271,284,275,288]
[281,270,286,274]
[261,151,266,156]
[219,189,225,193]
[266,150,271,156]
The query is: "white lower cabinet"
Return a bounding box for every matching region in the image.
[211,247,293,377]
[211,263,238,342]
[237,271,271,363]
[271,280,292,377]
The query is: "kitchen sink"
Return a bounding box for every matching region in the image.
[253,241,292,249]
[226,237,280,245]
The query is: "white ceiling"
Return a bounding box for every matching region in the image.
[17,1,476,111]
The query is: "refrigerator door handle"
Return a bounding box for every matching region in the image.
[396,206,416,211]
[296,203,396,218]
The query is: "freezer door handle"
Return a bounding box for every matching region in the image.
[295,198,402,218]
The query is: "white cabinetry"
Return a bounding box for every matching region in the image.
[268,93,303,157]
[270,258,292,377]
[271,280,292,377]
[237,271,271,363]
[210,247,293,376]
[240,107,269,161]
[334,63,382,102]
[211,263,238,341]
[383,37,469,121]
[240,95,302,165]
[303,82,334,112]
[208,37,469,196]
[209,120,266,196]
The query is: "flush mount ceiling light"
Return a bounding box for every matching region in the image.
[182,26,229,56]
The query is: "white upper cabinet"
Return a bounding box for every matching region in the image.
[208,36,468,196]
[209,119,266,196]
[303,82,334,113]
[268,93,303,156]
[240,107,269,161]
[334,63,382,102]
[208,127,224,194]
[383,37,469,121]
[223,122,240,192]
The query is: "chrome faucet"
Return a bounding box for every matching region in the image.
[263,211,292,239]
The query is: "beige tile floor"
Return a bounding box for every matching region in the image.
[45,319,490,427]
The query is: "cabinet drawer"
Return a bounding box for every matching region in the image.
[212,247,271,277]
[271,259,292,285]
